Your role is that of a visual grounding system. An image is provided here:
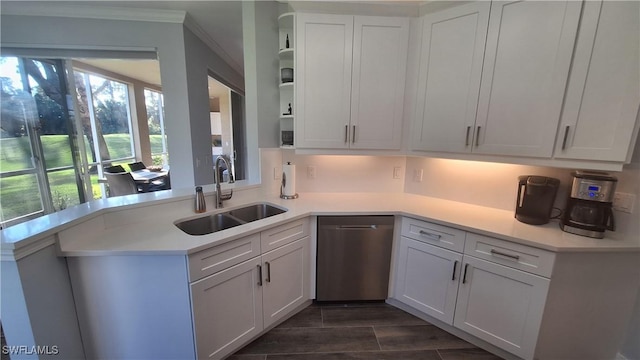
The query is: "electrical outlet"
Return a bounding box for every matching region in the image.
[613,192,635,214]
[393,166,402,179]
[413,169,423,182]
[307,166,316,179]
[273,167,280,180]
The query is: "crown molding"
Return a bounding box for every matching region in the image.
[0,3,187,23]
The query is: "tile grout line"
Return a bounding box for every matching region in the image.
[372,325,383,352]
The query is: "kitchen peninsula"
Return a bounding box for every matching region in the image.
[2,187,639,360]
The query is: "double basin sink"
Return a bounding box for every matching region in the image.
[175,203,287,236]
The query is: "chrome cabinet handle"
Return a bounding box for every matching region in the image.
[452,260,458,281]
[490,249,520,260]
[562,125,570,150]
[352,125,356,143]
[462,263,469,284]
[257,264,263,286]
[265,262,271,283]
[344,125,349,143]
[465,126,471,146]
[419,230,442,240]
[475,126,481,147]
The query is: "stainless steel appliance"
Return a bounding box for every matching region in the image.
[561,171,617,238]
[515,175,560,225]
[316,216,394,301]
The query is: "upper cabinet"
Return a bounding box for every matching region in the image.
[412,2,490,152]
[475,0,581,158]
[554,0,640,162]
[414,0,582,157]
[296,13,409,150]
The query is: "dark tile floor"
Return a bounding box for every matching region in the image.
[228,302,504,360]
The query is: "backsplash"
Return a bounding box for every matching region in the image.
[261,145,639,241]
[403,157,574,211]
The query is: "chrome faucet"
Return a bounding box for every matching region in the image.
[214,155,235,208]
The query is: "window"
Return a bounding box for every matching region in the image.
[144,89,168,167]
[1,55,165,227]
[1,57,84,226]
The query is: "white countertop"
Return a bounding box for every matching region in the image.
[3,190,639,258]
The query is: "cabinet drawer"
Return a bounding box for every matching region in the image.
[188,233,261,282]
[401,217,466,252]
[261,218,310,253]
[464,233,555,278]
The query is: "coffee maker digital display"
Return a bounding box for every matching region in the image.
[561,171,617,238]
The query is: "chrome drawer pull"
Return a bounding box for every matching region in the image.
[490,249,520,260]
[418,230,442,240]
[465,126,471,146]
[452,260,458,281]
[265,262,271,283]
[562,125,570,150]
[462,263,469,284]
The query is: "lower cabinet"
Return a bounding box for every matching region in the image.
[191,236,310,360]
[395,236,462,324]
[393,217,553,360]
[191,257,264,360]
[262,238,310,328]
[454,256,549,360]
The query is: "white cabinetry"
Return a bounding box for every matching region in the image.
[475,0,581,157]
[454,255,550,360]
[413,1,582,158]
[554,0,640,162]
[296,13,408,150]
[394,219,465,324]
[190,218,311,360]
[393,218,555,360]
[413,2,490,152]
[262,238,309,328]
[191,257,264,359]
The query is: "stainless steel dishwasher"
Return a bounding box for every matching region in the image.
[316,216,394,301]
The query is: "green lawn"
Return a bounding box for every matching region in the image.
[1,134,165,223]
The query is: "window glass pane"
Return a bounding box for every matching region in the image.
[1,57,34,172]
[25,60,75,169]
[87,74,133,161]
[144,89,168,167]
[0,174,43,222]
[48,169,81,211]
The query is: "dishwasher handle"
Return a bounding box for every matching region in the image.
[336,225,378,230]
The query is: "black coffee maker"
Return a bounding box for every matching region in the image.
[515,175,560,225]
[561,171,617,238]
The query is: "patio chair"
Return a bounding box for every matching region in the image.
[104,167,140,197]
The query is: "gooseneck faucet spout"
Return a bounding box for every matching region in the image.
[214,155,235,208]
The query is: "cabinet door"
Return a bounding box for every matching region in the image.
[350,16,409,150]
[474,1,582,157]
[454,256,549,360]
[191,257,263,360]
[412,2,490,153]
[262,237,310,328]
[296,13,353,149]
[555,1,640,161]
[394,237,462,324]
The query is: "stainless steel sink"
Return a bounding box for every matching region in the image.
[226,203,287,223]
[175,203,287,236]
[175,213,243,236]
